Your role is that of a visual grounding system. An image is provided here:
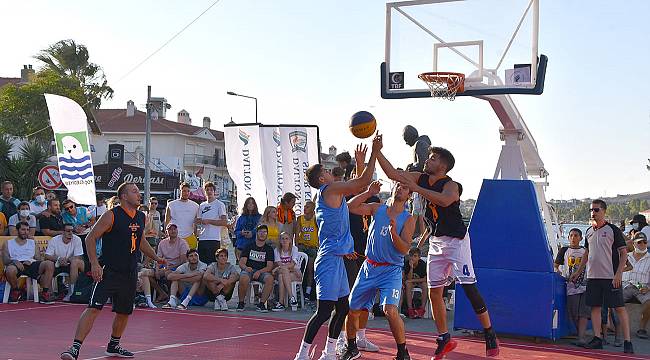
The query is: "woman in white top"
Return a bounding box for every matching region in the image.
[272,232,302,311]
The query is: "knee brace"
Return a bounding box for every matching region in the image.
[462,283,487,314]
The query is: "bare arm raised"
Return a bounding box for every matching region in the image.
[347,181,382,216]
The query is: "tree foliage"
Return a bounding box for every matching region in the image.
[0,135,49,200]
[554,199,649,224]
[0,69,86,141]
[34,39,113,108]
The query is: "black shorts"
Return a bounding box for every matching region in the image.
[88,267,138,315]
[344,257,365,289]
[7,261,42,280]
[198,240,220,264]
[585,279,624,308]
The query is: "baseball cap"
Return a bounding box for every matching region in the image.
[630,214,646,224]
[634,232,648,242]
[166,222,178,229]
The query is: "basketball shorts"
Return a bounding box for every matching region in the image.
[349,261,402,311]
[314,254,349,301]
[88,266,138,315]
[427,234,476,288]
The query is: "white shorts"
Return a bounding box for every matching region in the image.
[427,234,476,288]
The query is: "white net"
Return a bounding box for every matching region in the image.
[418,72,465,100]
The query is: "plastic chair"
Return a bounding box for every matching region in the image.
[52,272,69,294]
[3,275,39,303]
[289,251,308,310]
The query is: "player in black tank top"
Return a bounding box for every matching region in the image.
[373,138,500,359]
[61,183,167,360]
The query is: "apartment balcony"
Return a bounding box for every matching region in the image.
[183,154,226,169]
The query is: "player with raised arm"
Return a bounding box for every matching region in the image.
[375,146,499,359]
[293,134,381,360]
[60,182,166,360]
[341,180,415,360]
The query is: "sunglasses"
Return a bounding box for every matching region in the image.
[589,208,601,213]
[64,205,74,210]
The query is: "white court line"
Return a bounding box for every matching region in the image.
[0,303,78,313]
[81,325,305,360]
[138,307,306,326]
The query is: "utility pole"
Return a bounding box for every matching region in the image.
[144,85,152,205]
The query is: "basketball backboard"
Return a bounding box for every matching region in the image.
[381,0,547,99]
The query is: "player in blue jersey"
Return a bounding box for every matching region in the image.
[341,180,415,360]
[293,135,381,360]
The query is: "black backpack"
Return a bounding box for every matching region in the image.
[69,272,95,304]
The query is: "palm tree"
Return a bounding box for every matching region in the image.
[0,136,49,200]
[34,39,114,109]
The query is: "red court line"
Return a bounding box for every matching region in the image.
[1,303,649,360]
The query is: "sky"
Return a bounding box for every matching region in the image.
[1,0,649,200]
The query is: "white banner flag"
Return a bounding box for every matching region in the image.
[45,94,96,205]
[224,125,267,212]
[260,126,283,207]
[279,126,320,216]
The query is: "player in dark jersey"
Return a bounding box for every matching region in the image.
[61,182,166,360]
[376,146,499,359]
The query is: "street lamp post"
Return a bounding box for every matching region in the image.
[227,91,257,124]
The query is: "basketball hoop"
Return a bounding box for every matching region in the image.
[418,72,465,100]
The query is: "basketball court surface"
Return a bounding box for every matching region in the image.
[1,302,648,360]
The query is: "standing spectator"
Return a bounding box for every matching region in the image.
[272,232,302,311]
[165,182,199,250]
[234,197,261,259]
[203,248,239,311]
[8,202,37,237]
[278,192,299,241]
[87,193,107,219]
[554,228,590,346]
[402,125,431,173]
[1,221,55,304]
[630,214,650,243]
[335,151,356,181]
[331,167,346,182]
[572,199,634,353]
[197,182,228,264]
[38,198,65,237]
[163,249,208,310]
[236,224,275,312]
[622,232,650,339]
[61,199,95,237]
[144,197,163,251]
[29,186,48,215]
[296,200,318,300]
[403,247,428,319]
[44,223,85,302]
[0,181,20,219]
[45,191,57,202]
[260,206,280,246]
[0,211,7,236]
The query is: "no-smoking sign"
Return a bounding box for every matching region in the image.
[38,165,62,190]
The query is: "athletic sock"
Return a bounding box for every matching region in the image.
[169,295,178,306]
[348,338,357,348]
[145,295,156,307]
[181,296,191,307]
[357,328,366,340]
[325,337,337,354]
[338,331,346,340]
[69,283,75,295]
[297,340,311,357]
[397,342,407,355]
[306,286,312,295]
[484,326,494,334]
[108,336,120,348]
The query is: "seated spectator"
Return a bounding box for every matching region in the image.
[260,206,280,246]
[296,200,318,300]
[203,248,239,311]
[137,267,159,308]
[0,180,21,220]
[61,199,95,237]
[29,186,47,215]
[631,214,650,240]
[1,221,55,304]
[236,224,275,312]
[38,198,65,237]
[272,232,302,311]
[622,232,650,339]
[163,249,207,310]
[277,192,298,241]
[8,202,37,237]
[144,197,163,251]
[554,228,590,346]
[403,247,428,319]
[0,211,7,236]
[44,223,85,302]
[156,223,190,271]
[234,197,261,259]
[87,193,107,219]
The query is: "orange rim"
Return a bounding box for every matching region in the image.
[418,72,465,93]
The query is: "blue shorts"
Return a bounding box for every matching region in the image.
[349,261,402,311]
[314,254,349,301]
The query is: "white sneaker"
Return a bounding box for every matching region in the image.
[357,337,380,352]
[62,294,71,302]
[215,295,226,311]
[335,334,346,357]
[317,350,337,360]
[293,352,311,360]
[290,296,298,311]
[220,298,229,311]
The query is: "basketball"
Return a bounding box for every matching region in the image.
[349,111,377,139]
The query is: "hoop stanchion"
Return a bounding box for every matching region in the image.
[418,72,465,100]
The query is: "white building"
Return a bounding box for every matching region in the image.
[91,101,233,204]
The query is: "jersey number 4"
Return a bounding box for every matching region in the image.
[462,265,471,276]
